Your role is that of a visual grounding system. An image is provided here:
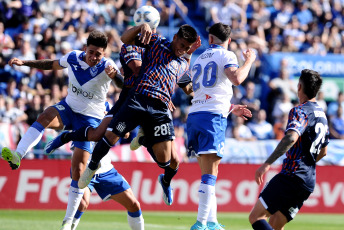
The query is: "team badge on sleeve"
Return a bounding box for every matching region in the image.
[126,46,133,52]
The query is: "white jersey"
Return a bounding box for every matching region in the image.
[189,44,239,117]
[59,50,118,119]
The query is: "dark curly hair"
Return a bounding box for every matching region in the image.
[299,69,322,99]
[87,30,108,49]
[176,24,198,43]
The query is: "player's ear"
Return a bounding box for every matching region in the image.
[228,37,231,45]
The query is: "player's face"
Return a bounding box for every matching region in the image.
[172,35,194,57]
[84,45,105,67]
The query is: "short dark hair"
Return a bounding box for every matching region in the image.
[176,24,198,43]
[299,69,322,99]
[209,23,231,42]
[87,30,108,49]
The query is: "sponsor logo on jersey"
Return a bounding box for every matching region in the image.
[116,122,126,133]
[70,83,94,99]
[90,66,98,77]
[200,52,214,59]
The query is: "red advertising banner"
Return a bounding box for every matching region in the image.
[0,160,343,213]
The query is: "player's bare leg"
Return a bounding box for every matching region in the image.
[62,148,90,228]
[2,107,63,169]
[268,211,287,230]
[248,199,273,230]
[111,188,144,229]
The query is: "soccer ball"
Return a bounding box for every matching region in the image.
[133,5,160,29]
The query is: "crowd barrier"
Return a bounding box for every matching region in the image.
[1,160,343,213]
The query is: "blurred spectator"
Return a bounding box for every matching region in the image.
[1,97,27,124]
[39,0,63,24]
[274,1,294,29]
[268,65,297,100]
[231,116,256,141]
[283,16,305,50]
[321,24,342,53]
[0,21,15,58]
[329,105,344,139]
[210,0,247,28]
[247,109,274,140]
[240,81,260,114]
[294,1,313,30]
[327,92,344,119]
[0,53,13,83]
[0,77,20,100]
[273,112,288,140]
[25,94,43,125]
[271,92,293,123]
[316,91,327,113]
[306,35,327,55]
[29,9,49,33]
[0,94,5,117]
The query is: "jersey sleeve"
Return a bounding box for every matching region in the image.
[177,70,191,88]
[120,45,143,64]
[223,51,239,69]
[285,107,307,136]
[135,33,160,48]
[59,51,73,68]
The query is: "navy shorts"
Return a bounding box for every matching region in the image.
[108,92,174,146]
[259,174,311,222]
[106,87,131,117]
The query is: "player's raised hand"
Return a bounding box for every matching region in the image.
[231,104,252,120]
[8,57,24,67]
[139,23,152,45]
[242,49,256,63]
[255,163,270,185]
[105,65,117,79]
[188,36,202,54]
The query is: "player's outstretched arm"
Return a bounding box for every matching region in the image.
[8,58,63,70]
[225,49,256,86]
[255,130,299,185]
[121,23,152,45]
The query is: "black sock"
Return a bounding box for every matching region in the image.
[62,126,90,143]
[163,166,178,187]
[88,137,112,170]
[252,220,274,230]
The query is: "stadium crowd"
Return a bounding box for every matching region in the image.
[0,0,343,157]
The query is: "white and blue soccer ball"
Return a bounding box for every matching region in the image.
[133,5,160,29]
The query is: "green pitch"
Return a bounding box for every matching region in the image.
[0,210,343,230]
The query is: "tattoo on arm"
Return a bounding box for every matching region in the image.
[265,132,297,164]
[23,60,54,70]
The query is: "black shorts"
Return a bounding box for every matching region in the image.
[259,174,311,222]
[108,92,174,146]
[107,87,131,116]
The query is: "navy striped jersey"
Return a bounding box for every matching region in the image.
[134,33,189,106]
[119,44,144,88]
[281,101,329,192]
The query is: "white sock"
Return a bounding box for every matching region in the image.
[63,180,85,224]
[197,183,215,225]
[207,193,218,223]
[16,122,45,158]
[127,210,144,230]
[71,210,84,230]
[71,218,81,230]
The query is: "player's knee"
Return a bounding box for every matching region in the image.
[127,199,141,213]
[170,156,180,169]
[156,160,171,169]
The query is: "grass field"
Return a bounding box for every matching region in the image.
[0,210,343,230]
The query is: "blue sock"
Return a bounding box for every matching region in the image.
[201,174,217,186]
[74,210,84,219]
[128,210,142,217]
[252,219,274,230]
